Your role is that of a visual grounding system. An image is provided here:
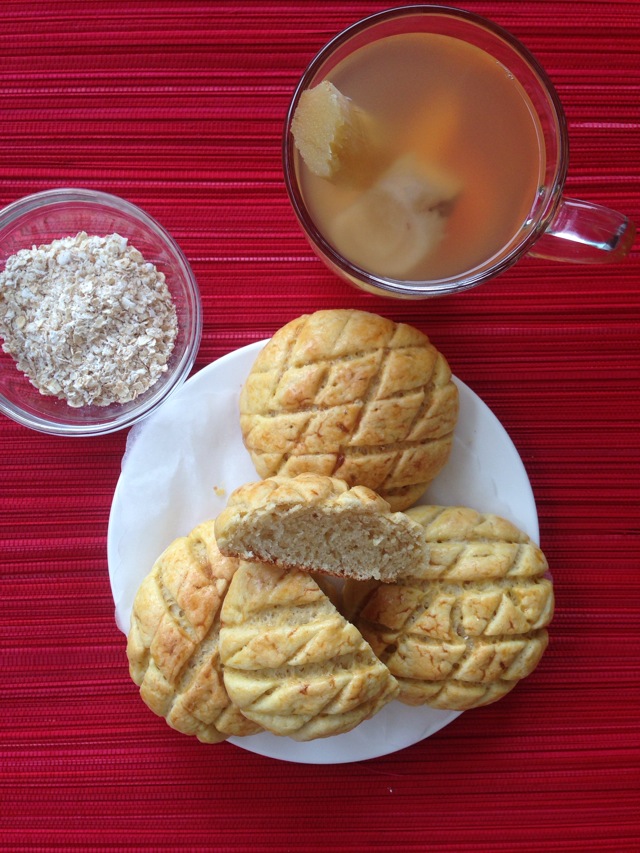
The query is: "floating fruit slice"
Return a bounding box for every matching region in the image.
[329,154,461,278]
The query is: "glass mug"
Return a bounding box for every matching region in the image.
[283,5,636,297]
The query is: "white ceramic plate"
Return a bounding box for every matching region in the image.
[108,340,538,765]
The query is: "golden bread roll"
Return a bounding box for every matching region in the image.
[219,560,399,740]
[343,505,554,711]
[127,520,261,743]
[214,472,430,582]
[239,309,459,512]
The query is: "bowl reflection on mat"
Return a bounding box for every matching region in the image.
[0,188,202,436]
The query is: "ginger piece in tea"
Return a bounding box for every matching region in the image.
[291,80,389,187]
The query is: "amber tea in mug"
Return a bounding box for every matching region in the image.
[284,6,635,297]
[298,32,543,281]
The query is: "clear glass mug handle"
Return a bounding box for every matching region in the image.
[528,197,636,263]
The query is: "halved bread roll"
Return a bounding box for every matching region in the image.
[214,473,430,582]
[219,560,399,740]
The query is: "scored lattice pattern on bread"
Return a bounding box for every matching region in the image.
[126,520,261,743]
[343,506,554,711]
[219,561,400,741]
[214,473,430,582]
[239,309,459,512]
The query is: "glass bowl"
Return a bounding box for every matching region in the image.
[0,188,202,436]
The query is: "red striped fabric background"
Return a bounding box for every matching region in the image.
[1,1,639,850]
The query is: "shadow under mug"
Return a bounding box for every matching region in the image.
[283,4,636,298]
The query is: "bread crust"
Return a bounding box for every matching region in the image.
[239,309,459,512]
[127,520,261,743]
[219,561,399,740]
[343,506,554,711]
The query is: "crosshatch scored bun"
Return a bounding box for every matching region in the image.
[219,560,400,740]
[239,309,459,512]
[343,505,554,711]
[126,520,261,743]
[214,472,430,582]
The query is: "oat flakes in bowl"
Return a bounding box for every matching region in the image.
[0,189,202,436]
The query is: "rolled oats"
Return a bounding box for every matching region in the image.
[0,232,178,407]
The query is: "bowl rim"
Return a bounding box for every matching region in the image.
[0,188,203,436]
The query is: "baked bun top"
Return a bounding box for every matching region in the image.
[239,309,459,511]
[219,560,399,741]
[127,520,261,743]
[344,505,554,711]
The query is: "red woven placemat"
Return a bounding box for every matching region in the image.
[1,1,639,850]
